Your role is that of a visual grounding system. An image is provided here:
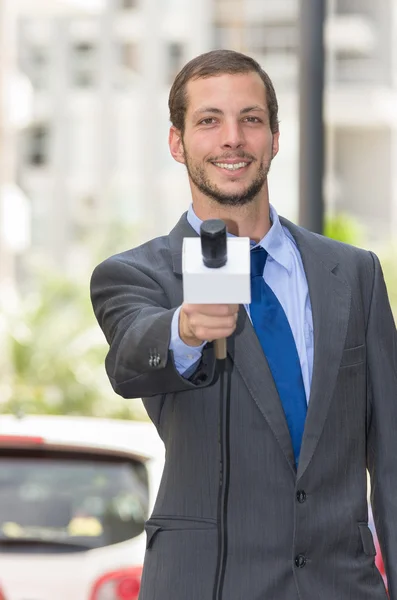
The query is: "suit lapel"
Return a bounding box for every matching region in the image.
[169,213,352,479]
[280,219,352,480]
[229,310,297,474]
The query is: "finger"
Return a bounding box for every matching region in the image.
[186,304,239,317]
[196,327,237,342]
[189,314,237,330]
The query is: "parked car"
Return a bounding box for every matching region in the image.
[0,414,165,600]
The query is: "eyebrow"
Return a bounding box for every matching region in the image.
[192,105,267,120]
[240,105,267,115]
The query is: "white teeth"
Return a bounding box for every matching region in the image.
[214,162,248,171]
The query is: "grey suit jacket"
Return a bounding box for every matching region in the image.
[91,213,397,600]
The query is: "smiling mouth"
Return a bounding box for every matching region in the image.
[212,161,250,171]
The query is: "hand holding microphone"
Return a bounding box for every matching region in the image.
[179,303,239,348]
[182,219,250,363]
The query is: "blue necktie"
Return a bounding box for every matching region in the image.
[250,247,307,465]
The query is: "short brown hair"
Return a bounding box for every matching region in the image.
[168,49,279,134]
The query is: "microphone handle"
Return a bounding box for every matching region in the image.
[214,338,227,360]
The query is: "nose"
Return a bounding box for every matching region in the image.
[220,119,245,150]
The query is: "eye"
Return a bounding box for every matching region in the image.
[243,116,262,123]
[199,117,217,125]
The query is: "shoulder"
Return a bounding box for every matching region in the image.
[91,233,173,287]
[281,216,374,269]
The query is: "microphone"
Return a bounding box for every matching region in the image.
[182,222,250,365]
[200,219,228,360]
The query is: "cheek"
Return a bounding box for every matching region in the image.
[189,131,219,158]
[256,136,276,160]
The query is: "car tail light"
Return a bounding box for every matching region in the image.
[0,435,44,445]
[90,567,143,600]
[375,537,388,592]
[0,586,8,600]
[376,548,386,577]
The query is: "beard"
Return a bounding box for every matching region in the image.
[182,144,272,207]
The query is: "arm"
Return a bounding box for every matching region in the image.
[366,252,397,599]
[90,255,216,399]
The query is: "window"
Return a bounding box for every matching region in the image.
[0,452,149,550]
[30,47,49,89]
[28,125,49,167]
[71,42,97,88]
[247,23,298,55]
[335,55,383,84]
[19,43,49,90]
[167,42,184,84]
[121,0,137,9]
[120,42,138,72]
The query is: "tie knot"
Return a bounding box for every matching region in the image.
[250,247,268,278]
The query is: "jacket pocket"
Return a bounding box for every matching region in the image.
[144,515,217,549]
[358,522,376,556]
[145,523,162,549]
[340,344,365,368]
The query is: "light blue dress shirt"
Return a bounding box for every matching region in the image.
[170,204,314,402]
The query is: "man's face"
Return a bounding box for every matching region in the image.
[169,72,279,207]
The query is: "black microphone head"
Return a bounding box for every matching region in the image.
[200,219,227,268]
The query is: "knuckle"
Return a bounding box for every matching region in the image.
[195,327,205,340]
[225,305,237,316]
[182,303,192,316]
[189,315,197,327]
[227,316,235,328]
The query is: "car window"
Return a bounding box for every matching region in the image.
[0,451,149,551]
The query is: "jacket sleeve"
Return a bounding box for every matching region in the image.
[90,254,217,399]
[366,251,397,599]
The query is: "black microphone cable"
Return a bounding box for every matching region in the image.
[212,355,232,600]
[199,219,232,600]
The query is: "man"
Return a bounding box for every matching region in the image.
[90,49,396,600]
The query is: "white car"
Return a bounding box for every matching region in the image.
[0,414,165,600]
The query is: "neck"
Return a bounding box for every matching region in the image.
[191,187,271,243]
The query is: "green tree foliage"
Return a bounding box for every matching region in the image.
[324,212,365,247]
[325,213,397,318]
[1,222,147,420]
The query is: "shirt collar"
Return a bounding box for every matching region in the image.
[186,203,293,274]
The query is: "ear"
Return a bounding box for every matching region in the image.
[169,126,186,165]
[272,131,280,159]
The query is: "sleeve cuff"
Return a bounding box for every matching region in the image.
[169,306,206,375]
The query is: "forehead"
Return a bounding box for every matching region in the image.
[185,72,267,117]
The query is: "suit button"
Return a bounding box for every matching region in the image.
[149,351,161,368]
[295,554,306,568]
[296,490,307,503]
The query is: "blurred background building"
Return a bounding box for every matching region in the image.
[215,0,397,240]
[1,0,397,291]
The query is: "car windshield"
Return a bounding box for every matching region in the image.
[0,451,148,551]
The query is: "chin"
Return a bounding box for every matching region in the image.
[220,184,251,197]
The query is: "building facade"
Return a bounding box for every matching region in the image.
[6,0,397,282]
[14,0,212,275]
[214,0,397,241]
